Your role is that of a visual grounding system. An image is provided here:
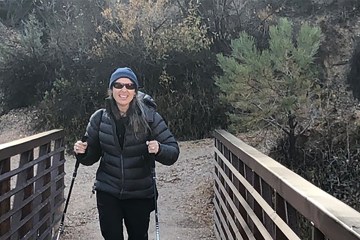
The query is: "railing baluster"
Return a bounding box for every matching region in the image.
[245,164,255,236]
[260,180,275,238]
[312,223,325,240]
[275,192,287,240]
[286,202,298,235]
[12,150,34,239]
[0,157,11,238]
[253,172,263,239]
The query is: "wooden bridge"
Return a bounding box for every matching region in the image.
[0,129,360,239]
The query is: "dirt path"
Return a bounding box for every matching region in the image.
[0,109,215,240]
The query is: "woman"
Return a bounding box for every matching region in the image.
[73,67,180,240]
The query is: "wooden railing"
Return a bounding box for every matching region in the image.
[213,129,360,240]
[0,130,66,240]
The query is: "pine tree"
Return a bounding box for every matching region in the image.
[216,18,322,163]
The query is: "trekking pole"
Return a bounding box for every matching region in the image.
[56,136,87,240]
[150,153,160,240]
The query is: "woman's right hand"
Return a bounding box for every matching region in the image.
[74,140,88,154]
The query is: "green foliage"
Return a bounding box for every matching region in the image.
[85,0,221,140]
[0,13,55,113]
[0,0,35,26]
[216,18,322,138]
[268,62,360,215]
[152,51,227,139]
[1,0,224,143]
[38,71,105,146]
[20,14,45,56]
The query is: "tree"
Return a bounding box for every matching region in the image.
[1,0,225,142]
[0,0,35,27]
[216,18,323,164]
[88,0,221,140]
[0,13,53,112]
[93,0,211,60]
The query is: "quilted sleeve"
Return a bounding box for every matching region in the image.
[151,112,180,166]
[76,109,103,166]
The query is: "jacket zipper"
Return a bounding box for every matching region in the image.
[120,154,125,198]
[109,114,125,198]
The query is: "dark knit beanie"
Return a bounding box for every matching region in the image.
[109,67,139,89]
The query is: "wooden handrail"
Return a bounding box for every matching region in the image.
[0,129,64,161]
[213,129,360,240]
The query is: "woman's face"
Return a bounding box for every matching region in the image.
[112,78,136,109]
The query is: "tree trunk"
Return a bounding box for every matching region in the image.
[288,114,297,168]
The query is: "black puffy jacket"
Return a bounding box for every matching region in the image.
[78,98,179,200]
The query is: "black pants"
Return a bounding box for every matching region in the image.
[96,191,154,240]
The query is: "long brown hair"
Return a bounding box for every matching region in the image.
[108,90,151,135]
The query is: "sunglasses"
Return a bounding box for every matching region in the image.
[113,82,136,90]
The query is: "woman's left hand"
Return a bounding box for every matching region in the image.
[146,140,159,154]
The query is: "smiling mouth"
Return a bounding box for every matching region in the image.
[119,94,128,99]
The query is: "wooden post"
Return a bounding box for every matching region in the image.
[275,192,287,240]
[37,143,51,237]
[261,181,275,238]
